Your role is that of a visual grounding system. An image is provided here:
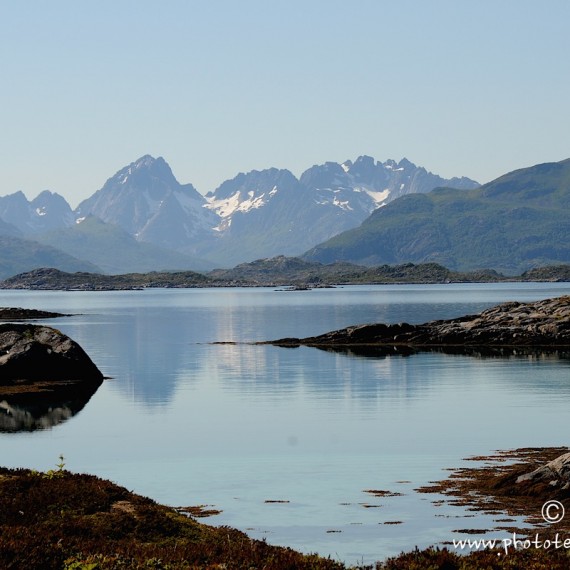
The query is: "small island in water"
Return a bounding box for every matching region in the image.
[264,295,570,350]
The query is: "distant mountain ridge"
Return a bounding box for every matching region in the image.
[201,156,478,264]
[303,158,570,273]
[2,154,570,278]
[0,190,75,234]
[0,154,478,271]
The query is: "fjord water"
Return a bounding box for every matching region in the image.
[1,283,570,564]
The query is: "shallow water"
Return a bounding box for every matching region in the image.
[1,283,569,565]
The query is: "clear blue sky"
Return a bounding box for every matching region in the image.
[1,0,569,207]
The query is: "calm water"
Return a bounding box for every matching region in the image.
[1,283,570,565]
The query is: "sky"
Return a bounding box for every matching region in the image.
[1,0,569,208]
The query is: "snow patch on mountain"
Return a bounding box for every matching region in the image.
[206,187,273,218]
[359,187,391,205]
[206,187,284,220]
[0,154,479,268]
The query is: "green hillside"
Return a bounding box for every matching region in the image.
[0,236,101,280]
[36,216,213,274]
[303,158,570,273]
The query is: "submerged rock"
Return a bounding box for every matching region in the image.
[0,324,103,385]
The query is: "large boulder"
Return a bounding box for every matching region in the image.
[0,324,103,384]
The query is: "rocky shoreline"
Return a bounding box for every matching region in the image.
[265,295,570,349]
[417,447,570,542]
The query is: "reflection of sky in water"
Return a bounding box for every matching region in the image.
[0,283,569,564]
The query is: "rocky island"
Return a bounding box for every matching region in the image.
[265,295,570,349]
[0,307,67,321]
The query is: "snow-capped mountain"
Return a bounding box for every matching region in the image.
[200,166,373,264]
[300,155,478,214]
[75,155,219,252]
[0,190,75,234]
[201,168,320,262]
[205,168,298,230]
[206,156,478,227]
[0,154,479,272]
[201,156,479,265]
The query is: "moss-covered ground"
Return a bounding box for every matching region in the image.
[2,453,570,569]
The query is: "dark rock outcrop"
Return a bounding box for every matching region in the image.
[0,307,66,320]
[266,296,570,348]
[0,324,104,385]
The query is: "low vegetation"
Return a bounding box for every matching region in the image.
[0,465,344,570]
[3,454,570,569]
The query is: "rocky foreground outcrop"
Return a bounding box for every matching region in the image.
[266,295,570,348]
[0,324,104,385]
[516,452,570,489]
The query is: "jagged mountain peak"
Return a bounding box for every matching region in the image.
[0,189,74,234]
[353,155,376,168]
[397,157,415,169]
[110,154,182,191]
[205,168,301,224]
[134,154,157,166]
[10,190,28,199]
[299,161,349,190]
[75,155,216,246]
[32,189,70,207]
[209,167,299,200]
[0,190,28,207]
